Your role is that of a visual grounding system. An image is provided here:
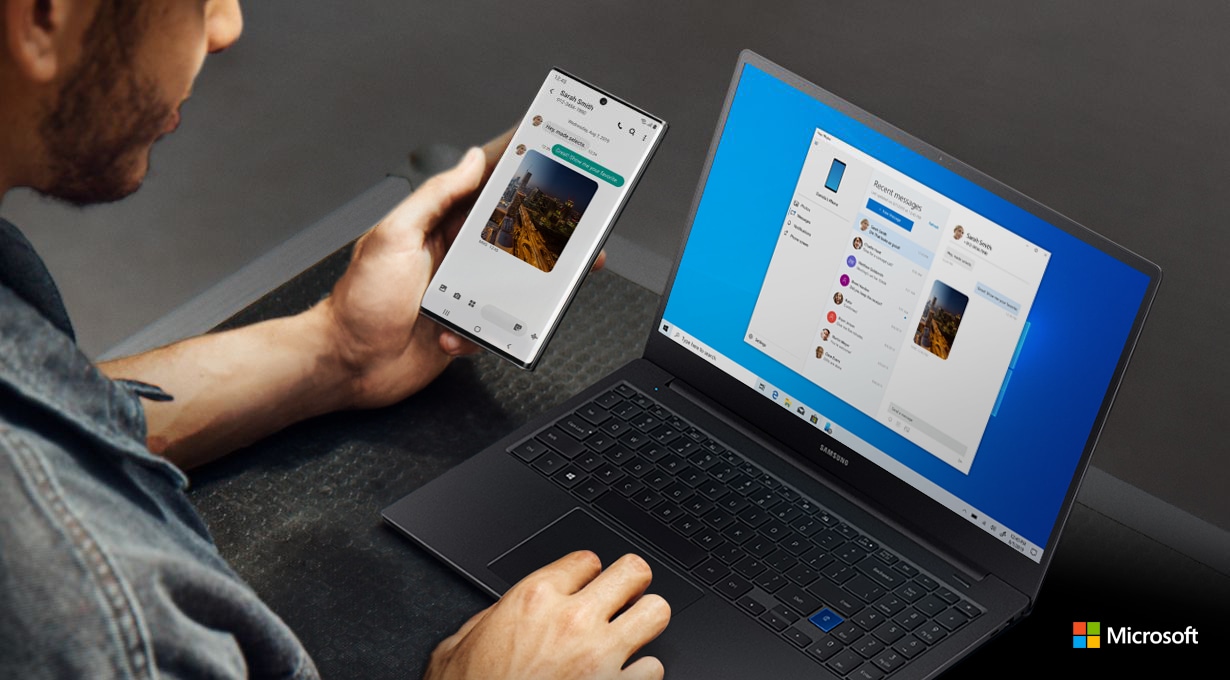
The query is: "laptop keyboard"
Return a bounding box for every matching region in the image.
[508,382,983,679]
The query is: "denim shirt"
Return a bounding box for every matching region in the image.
[0,220,319,679]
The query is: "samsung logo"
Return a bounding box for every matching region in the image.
[820,444,848,466]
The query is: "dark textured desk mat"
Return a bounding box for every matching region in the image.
[190,249,1226,677]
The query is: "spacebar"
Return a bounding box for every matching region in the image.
[595,493,706,569]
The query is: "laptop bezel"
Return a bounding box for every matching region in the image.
[642,50,1162,599]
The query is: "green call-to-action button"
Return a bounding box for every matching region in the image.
[552,145,624,187]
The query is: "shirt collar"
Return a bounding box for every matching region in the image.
[0,218,75,340]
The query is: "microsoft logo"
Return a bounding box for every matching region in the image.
[1073,621,1101,649]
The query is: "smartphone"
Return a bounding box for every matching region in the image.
[421,69,667,369]
[824,158,846,193]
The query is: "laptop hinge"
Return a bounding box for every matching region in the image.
[667,378,991,585]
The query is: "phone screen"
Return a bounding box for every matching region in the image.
[421,69,666,368]
[824,158,846,193]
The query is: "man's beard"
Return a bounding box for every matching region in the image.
[37,6,171,207]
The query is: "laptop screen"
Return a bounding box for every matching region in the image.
[659,61,1153,563]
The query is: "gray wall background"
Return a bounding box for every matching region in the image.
[3,1,1227,536]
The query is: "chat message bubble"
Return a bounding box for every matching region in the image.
[541,121,589,151]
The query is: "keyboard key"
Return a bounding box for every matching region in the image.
[610,401,641,420]
[510,439,550,462]
[560,415,597,441]
[576,404,610,425]
[760,607,793,632]
[913,623,946,645]
[935,587,959,604]
[629,413,661,432]
[785,563,820,586]
[778,533,810,556]
[896,582,924,603]
[936,608,970,631]
[531,451,565,475]
[872,649,906,673]
[844,575,885,603]
[853,635,884,659]
[808,607,844,633]
[671,515,703,536]
[624,458,651,477]
[915,594,947,617]
[716,574,752,600]
[736,596,766,616]
[849,662,886,680]
[721,522,754,544]
[573,479,605,502]
[595,391,623,408]
[692,528,722,550]
[836,542,868,564]
[873,549,899,565]
[613,478,644,497]
[682,496,714,517]
[742,536,776,558]
[783,626,815,648]
[613,384,637,398]
[712,543,743,564]
[538,428,585,458]
[733,556,766,579]
[955,600,982,619]
[893,609,924,631]
[631,489,663,510]
[858,560,903,589]
[776,584,820,615]
[650,502,684,522]
[873,593,907,618]
[851,608,885,631]
[807,637,842,661]
[915,574,938,590]
[826,648,864,675]
[620,430,650,450]
[702,508,735,529]
[585,433,617,453]
[894,636,925,658]
[831,622,864,644]
[592,464,623,484]
[820,560,854,584]
[806,580,862,616]
[552,467,585,489]
[872,621,905,645]
[893,561,919,578]
[693,558,729,585]
[754,571,787,593]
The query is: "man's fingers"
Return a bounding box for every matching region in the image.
[610,592,670,655]
[434,605,492,656]
[516,550,603,597]
[591,249,607,273]
[438,330,481,357]
[579,553,654,619]
[479,127,516,181]
[379,147,485,243]
[621,655,666,680]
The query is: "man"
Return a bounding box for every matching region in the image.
[0,1,669,678]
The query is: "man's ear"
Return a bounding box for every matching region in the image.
[3,0,80,83]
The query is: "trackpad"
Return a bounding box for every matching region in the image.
[488,509,703,612]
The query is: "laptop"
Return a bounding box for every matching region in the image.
[384,51,1160,678]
